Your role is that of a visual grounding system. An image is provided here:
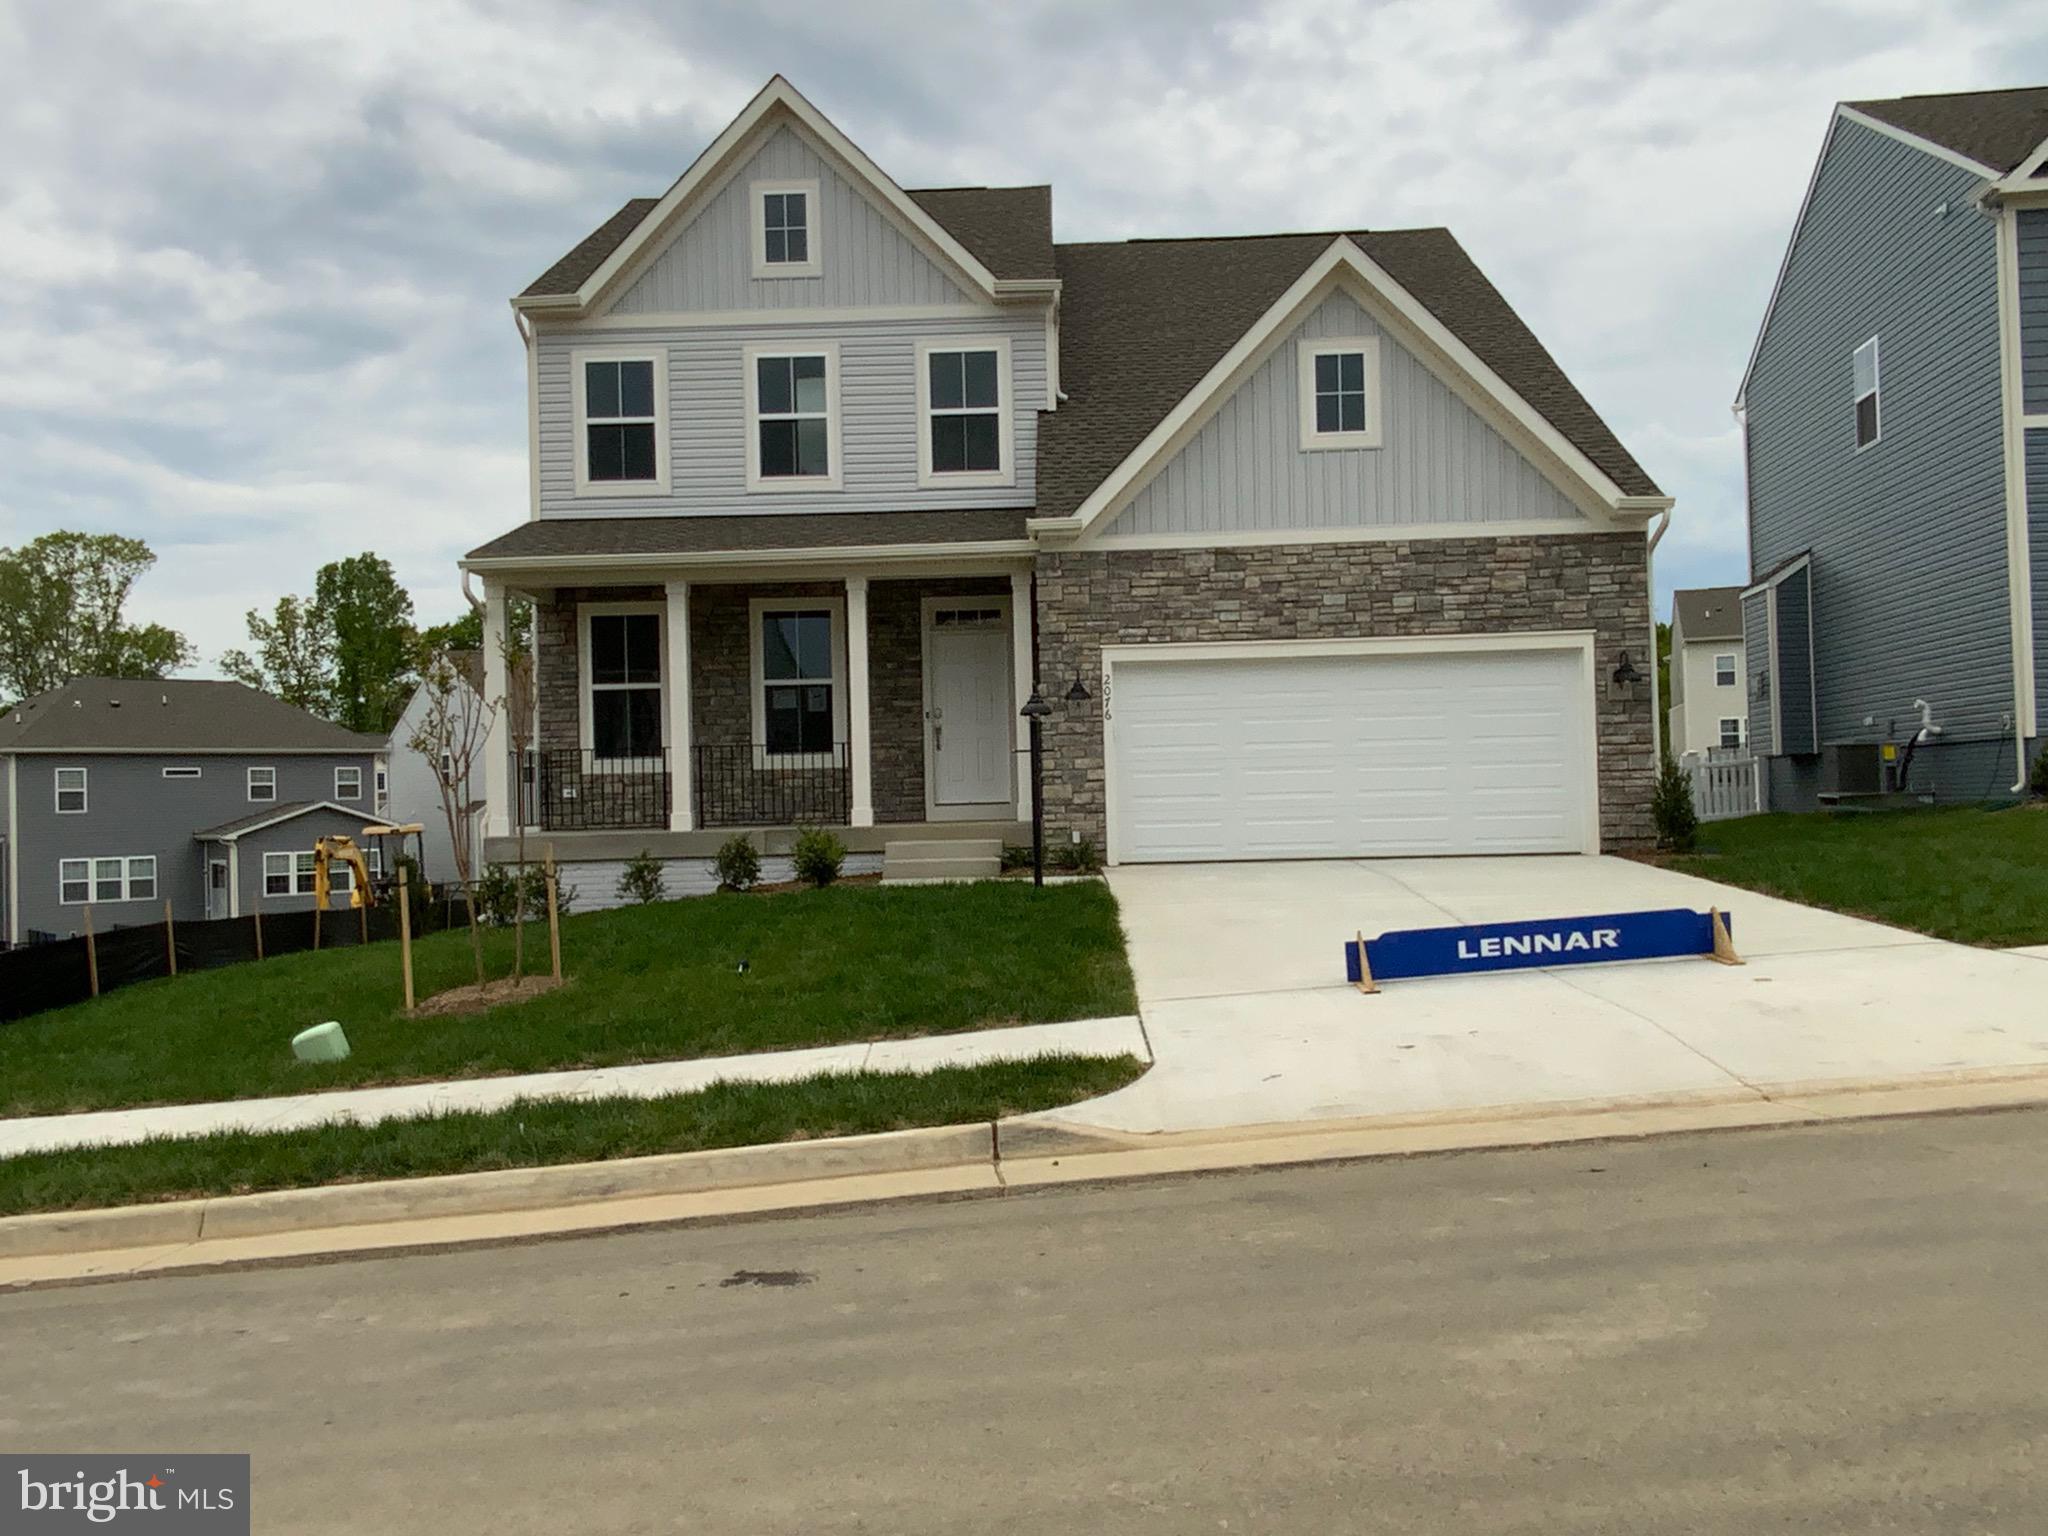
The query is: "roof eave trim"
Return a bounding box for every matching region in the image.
[1836,104,2004,181]
[460,538,1036,573]
[1058,235,1641,540]
[567,76,1001,316]
[992,277,1062,300]
[1741,550,1812,600]
[195,799,371,842]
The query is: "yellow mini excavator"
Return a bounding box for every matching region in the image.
[311,835,376,912]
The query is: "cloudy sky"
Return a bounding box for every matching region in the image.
[3,0,2045,669]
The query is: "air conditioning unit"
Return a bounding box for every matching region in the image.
[1821,741,1883,797]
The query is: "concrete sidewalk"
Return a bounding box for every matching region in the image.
[1031,857,2048,1136]
[0,1015,1149,1158]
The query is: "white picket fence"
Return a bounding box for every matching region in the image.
[1683,752,1761,822]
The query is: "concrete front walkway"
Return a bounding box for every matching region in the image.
[0,1016,1148,1159]
[1033,856,2048,1135]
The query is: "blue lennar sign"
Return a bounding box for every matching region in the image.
[1345,907,1738,989]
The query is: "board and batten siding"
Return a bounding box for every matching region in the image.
[2019,209,2048,416]
[611,125,980,315]
[1101,290,1586,538]
[1745,114,2011,751]
[534,311,1045,517]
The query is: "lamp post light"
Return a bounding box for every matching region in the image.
[1019,670,1092,888]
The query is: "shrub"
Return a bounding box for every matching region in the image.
[1652,752,1700,853]
[615,850,667,906]
[524,865,575,920]
[1050,837,1103,874]
[999,842,1034,873]
[471,862,520,927]
[2032,745,2048,799]
[790,825,846,888]
[713,834,763,892]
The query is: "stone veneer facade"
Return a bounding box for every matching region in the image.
[534,575,1012,826]
[1032,532,1657,852]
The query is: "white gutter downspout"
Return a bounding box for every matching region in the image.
[1991,193,2037,792]
[1646,507,1674,762]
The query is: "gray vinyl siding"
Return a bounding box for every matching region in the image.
[1773,567,1817,755]
[2031,429,2048,738]
[2019,210,2048,416]
[1102,290,1586,537]
[611,125,981,315]
[535,310,1045,516]
[230,809,385,919]
[1745,114,2011,761]
[1742,590,1774,756]
[3,752,377,940]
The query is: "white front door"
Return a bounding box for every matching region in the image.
[927,603,1013,809]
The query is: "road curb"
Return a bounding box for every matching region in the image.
[8,1064,2048,1285]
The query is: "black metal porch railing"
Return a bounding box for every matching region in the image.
[693,743,851,828]
[522,749,672,831]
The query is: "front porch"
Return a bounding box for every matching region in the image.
[476,564,1039,855]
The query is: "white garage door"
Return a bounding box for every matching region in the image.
[1107,645,1592,863]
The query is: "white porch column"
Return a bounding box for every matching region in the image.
[1010,570,1035,820]
[665,579,694,831]
[846,576,874,827]
[481,577,511,839]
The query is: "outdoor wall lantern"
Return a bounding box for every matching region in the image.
[1611,651,1643,694]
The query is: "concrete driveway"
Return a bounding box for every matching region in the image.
[1049,856,2048,1134]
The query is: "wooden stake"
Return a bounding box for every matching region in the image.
[252,904,264,961]
[1709,907,1744,967]
[358,899,368,946]
[1353,930,1379,995]
[83,905,99,998]
[313,894,322,951]
[545,842,562,983]
[397,876,416,1014]
[164,899,177,977]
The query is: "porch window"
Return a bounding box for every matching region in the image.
[585,609,663,763]
[756,607,838,756]
[918,340,1010,484]
[746,344,839,488]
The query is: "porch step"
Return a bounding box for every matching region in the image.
[882,838,1002,883]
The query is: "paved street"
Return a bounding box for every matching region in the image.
[9,1109,2048,1533]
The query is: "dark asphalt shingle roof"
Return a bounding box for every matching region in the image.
[2,679,387,753]
[1036,229,1661,517]
[522,185,1054,298]
[1848,86,2048,175]
[468,509,1030,562]
[1671,586,1745,642]
[193,801,372,842]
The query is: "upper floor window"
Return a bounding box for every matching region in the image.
[1715,653,1737,687]
[247,766,276,802]
[1853,337,1881,450]
[335,765,362,801]
[573,351,670,497]
[1298,338,1384,451]
[746,344,840,489]
[55,766,87,814]
[752,180,820,278]
[917,340,1013,487]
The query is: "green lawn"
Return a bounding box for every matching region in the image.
[0,1056,1147,1217]
[1667,806,2048,947]
[0,882,1136,1117]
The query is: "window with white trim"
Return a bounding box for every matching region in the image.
[248,766,276,802]
[749,349,835,483]
[126,857,156,900]
[264,851,319,897]
[438,749,456,785]
[1298,338,1384,450]
[1719,717,1744,750]
[918,341,1011,485]
[55,767,87,814]
[583,356,661,487]
[59,855,155,904]
[752,180,820,277]
[1853,337,1881,449]
[753,604,841,757]
[162,766,201,780]
[59,859,89,905]
[585,609,663,763]
[1715,653,1737,688]
[335,765,362,801]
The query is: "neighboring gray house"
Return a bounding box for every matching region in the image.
[385,651,489,884]
[461,76,1671,891]
[1735,86,2048,808]
[1666,586,1748,757]
[0,678,387,944]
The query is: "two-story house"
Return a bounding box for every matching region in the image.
[1,678,388,944]
[462,77,1671,889]
[1666,586,1748,757]
[1736,86,2048,808]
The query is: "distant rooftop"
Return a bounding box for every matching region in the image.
[2,678,387,754]
[1672,586,1745,642]
[1849,85,2048,175]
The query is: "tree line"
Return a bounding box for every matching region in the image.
[0,531,525,733]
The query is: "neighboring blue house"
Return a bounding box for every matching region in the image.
[1735,86,2048,808]
[0,678,388,944]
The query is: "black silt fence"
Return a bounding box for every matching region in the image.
[0,889,476,1026]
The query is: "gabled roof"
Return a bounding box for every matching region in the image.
[1847,86,2048,176]
[2,679,386,754]
[1671,586,1745,642]
[1036,228,1661,523]
[193,800,375,843]
[521,198,660,299]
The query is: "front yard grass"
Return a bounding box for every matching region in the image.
[0,882,1136,1118]
[0,1055,1147,1217]
[1665,805,2048,947]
